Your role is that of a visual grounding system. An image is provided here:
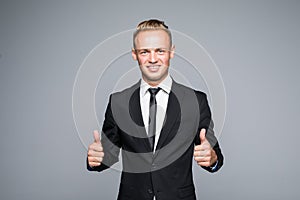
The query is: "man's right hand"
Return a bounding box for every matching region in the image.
[87,130,104,167]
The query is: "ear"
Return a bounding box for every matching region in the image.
[170,45,175,58]
[131,48,137,60]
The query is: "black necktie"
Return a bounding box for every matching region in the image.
[148,87,161,151]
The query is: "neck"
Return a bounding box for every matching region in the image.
[147,81,160,87]
[142,75,168,87]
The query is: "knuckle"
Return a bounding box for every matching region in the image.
[88,150,95,156]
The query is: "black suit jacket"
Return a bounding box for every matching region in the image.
[87,80,223,200]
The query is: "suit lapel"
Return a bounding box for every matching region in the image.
[156,82,183,151]
[129,86,152,151]
[129,87,144,127]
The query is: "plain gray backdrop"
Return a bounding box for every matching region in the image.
[0,0,299,199]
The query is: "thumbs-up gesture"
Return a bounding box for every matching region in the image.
[194,129,217,167]
[87,130,104,167]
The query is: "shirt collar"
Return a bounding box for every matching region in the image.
[140,74,173,97]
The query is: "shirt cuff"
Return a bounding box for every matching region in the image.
[210,160,218,172]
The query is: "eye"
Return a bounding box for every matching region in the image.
[138,50,149,56]
[156,49,167,55]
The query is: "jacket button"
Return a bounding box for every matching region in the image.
[152,163,156,169]
[147,189,153,194]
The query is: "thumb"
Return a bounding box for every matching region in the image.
[93,130,100,143]
[199,128,206,143]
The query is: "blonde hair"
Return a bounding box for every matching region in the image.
[133,19,172,48]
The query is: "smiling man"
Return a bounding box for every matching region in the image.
[87,19,224,200]
[132,27,174,86]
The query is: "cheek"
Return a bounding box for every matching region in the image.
[162,57,170,65]
[137,57,147,65]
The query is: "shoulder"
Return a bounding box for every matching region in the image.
[172,80,207,99]
[110,81,140,99]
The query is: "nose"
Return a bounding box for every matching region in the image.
[148,51,158,63]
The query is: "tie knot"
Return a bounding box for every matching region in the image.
[148,87,161,96]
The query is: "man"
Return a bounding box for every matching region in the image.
[87,19,224,200]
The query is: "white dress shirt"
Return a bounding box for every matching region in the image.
[140,75,172,152]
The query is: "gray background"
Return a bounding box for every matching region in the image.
[0,0,299,199]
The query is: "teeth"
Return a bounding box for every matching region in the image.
[148,66,159,69]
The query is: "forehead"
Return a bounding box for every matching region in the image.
[135,30,170,49]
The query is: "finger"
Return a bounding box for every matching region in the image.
[88,151,104,158]
[93,130,101,143]
[88,144,103,152]
[91,142,103,149]
[89,161,101,167]
[194,143,210,151]
[197,161,211,167]
[194,149,210,157]
[199,128,206,143]
[194,145,203,151]
[88,156,103,163]
[194,150,204,157]
[194,157,211,163]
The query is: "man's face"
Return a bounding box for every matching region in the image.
[132,30,175,86]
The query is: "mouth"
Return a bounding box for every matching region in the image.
[147,65,160,72]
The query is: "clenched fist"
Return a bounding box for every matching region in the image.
[87,130,104,167]
[194,129,217,167]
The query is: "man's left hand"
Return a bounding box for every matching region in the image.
[194,129,217,167]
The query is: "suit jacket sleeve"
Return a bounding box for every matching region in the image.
[87,95,122,172]
[194,91,224,172]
